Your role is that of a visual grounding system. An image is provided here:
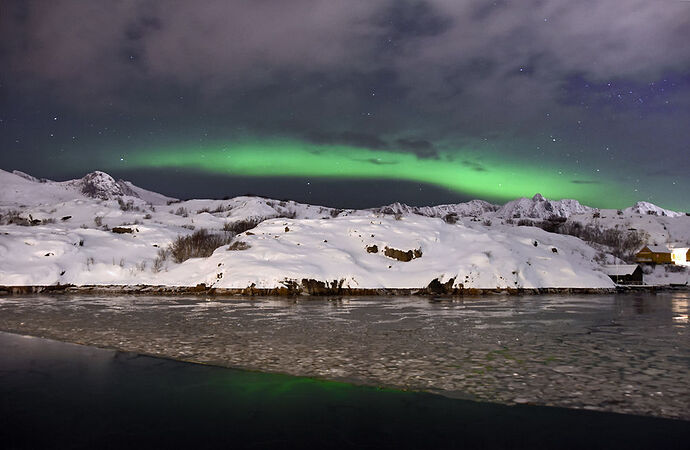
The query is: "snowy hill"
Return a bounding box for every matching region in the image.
[159,216,612,290]
[624,201,684,218]
[1,168,688,290]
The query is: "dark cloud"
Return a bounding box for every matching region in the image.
[571,180,601,185]
[460,160,488,172]
[382,0,453,39]
[306,131,389,150]
[395,139,438,159]
[305,133,440,160]
[354,158,399,166]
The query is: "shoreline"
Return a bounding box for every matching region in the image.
[0,283,685,297]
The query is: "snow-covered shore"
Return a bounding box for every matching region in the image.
[1,169,688,291]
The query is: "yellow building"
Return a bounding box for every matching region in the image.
[635,246,672,264]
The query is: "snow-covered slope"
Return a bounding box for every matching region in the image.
[1,168,687,290]
[1,169,82,207]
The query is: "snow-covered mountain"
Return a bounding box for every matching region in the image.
[494,194,592,220]
[65,170,140,200]
[0,168,687,289]
[371,200,498,219]
[373,194,600,222]
[0,169,176,207]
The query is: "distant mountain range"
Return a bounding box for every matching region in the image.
[5,169,684,219]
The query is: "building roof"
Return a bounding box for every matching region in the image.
[602,265,640,276]
[640,245,671,253]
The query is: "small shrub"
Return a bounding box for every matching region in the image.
[152,248,169,272]
[227,241,251,251]
[277,209,297,219]
[666,264,687,273]
[517,219,533,226]
[0,210,26,225]
[94,216,104,227]
[443,213,458,224]
[223,218,261,234]
[212,204,230,213]
[174,207,189,217]
[117,197,138,211]
[482,219,492,226]
[143,213,152,220]
[169,229,232,263]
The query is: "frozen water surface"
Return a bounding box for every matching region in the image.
[0,292,687,420]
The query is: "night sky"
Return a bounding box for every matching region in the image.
[1,1,689,209]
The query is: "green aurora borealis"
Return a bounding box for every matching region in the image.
[124,140,634,208]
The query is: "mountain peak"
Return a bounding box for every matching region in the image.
[72,171,138,200]
[532,193,546,202]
